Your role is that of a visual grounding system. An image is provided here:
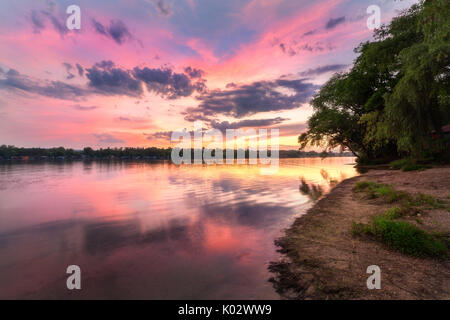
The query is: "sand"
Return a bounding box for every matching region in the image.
[269,167,450,299]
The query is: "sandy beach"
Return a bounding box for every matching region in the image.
[270,167,450,299]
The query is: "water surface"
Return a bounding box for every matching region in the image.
[0,157,357,299]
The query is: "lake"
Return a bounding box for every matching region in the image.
[0,157,357,299]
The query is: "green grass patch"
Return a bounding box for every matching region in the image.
[353,180,409,203]
[409,193,446,209]
[389,158,431,172]
[353,181,448,210]
[390,159,410,170]
[353,180,378,191]
[351,213,447,258]
[351,221,373,237]
[352,180,449,258]
[385,207,403,219]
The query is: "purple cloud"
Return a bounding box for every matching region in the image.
[326,16,346,29]
[92,19,133,45]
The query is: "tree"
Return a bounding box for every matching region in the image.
[299,0,449,162]
[382,0,449,156]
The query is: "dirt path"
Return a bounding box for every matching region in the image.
[270,167,450,299]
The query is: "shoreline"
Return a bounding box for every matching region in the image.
[0,155,355,163]
[269,167,450,299]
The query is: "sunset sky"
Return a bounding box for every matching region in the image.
[0,0,417,149]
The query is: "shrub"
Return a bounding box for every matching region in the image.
[352,213,447,258]
[390,159,411,170]
[389,158,431,171]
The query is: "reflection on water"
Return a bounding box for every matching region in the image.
[0,157,357,299]
[299,178,324,201]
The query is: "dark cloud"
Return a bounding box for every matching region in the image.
[184,67,205,79]
[62,62,75,79]
[108,20,132,44]
[62,63,73,70]
[303,29,317,37]
[326,16,346,29]
[146,118,290,141]
[29,9,68,37]
[209,117,288,132]
[31,10,45,33]
[276,122,308,137]
[85,62,143,97]
[85,61,206,98]
[93,60,115,69]
[1,62,206,100]
[92,18,107,35]
[298,64,347,77]
[184,78,318,119]
[141,118,296,141]
[279,42,335,56]
[72,104,99,111]
[0,68,88,100]
[94,133,125,144]
[42,10,68,37]
[151,0,173,16]
[76,63,84,77]
[144,131,173,141]
[116,116,149,124]
[133,66,206,99]
[182,112,212,123]
[92,19,133,45]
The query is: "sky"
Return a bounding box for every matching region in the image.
[0,0,418,149]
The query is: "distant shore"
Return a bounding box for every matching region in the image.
[0,144,354,162]
[270,167,450,299]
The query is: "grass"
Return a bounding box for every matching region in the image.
[353,180,409,203]
[352,213,447,258]
[352,180,449,259]
[410,193,446,209]
[389,158,431,172]
[385,207,403,219]
[353,180,377,191]
[353,180,447,209]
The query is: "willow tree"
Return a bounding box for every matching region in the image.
[383,0,449,156]
[299,0,449,161]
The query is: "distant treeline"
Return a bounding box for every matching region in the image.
[0,145,172,161]
[0,145,353,161]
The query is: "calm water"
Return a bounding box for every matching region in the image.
[0,157,357,299]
